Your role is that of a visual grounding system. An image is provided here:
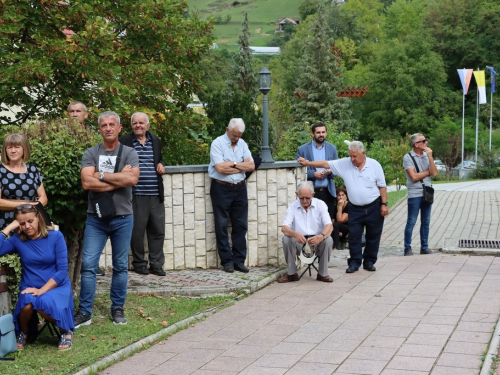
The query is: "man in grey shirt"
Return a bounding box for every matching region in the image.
[74,111,139,328]
[403,133,438,256]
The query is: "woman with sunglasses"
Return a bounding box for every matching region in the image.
[332,187,349,250]
[0,204,74,351]
[0,133,48,231]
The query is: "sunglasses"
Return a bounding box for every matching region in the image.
[298,196,312,200]
[15,204,38,213]
[415,139,428,144]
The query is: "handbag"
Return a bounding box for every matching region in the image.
[0,313,17,360]
[408,153,434,204]
[89,144,123,220]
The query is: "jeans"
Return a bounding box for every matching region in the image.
[404,197,432,251]
[78,214,134,315]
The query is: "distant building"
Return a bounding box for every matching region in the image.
[249,47,280,55]
[275,18,299,33]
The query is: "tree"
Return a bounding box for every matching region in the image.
[292,2,354,132]
[237,12,257,96]
[360,31,456,141]
[0,0,213,125]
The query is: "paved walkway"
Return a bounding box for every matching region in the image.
[96,179,500,375]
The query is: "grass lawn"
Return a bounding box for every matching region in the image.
[188,0,302,46]
[2,292,236,375]
[388,189,407,208]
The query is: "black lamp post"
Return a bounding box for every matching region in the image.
[259,66,274,163]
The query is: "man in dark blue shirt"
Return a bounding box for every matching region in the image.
[120,112,166,276]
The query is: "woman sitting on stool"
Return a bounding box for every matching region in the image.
[333,187,349,250]
[0,204,74,351]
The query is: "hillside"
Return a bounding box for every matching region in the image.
[187,0,302,48]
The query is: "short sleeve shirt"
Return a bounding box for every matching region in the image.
[0,163,43,229]
[208,133,253,184]
[327,157,386,206]
[283,198,331,236]
[81,143,139,215]
[403,150,431,198]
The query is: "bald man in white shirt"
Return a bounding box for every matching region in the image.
[279,181,334,283]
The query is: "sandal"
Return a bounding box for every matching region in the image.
[16,331,27,350]
[58,331,73,351]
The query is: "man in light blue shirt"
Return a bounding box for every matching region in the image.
[296,123,338,219]
[208,118,255,273]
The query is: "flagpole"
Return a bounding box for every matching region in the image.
[490,91,493,151]
[462,93,465,167]
[475,80,479,164]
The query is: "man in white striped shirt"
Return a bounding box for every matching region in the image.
[120,112,166,276]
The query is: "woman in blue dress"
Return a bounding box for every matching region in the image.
[0,204,74,351]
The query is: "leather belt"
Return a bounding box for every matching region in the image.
[215,179,244,187]
[350,197,381,208]
[314,187,327,192]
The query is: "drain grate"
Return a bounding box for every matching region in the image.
[458,239,500,249]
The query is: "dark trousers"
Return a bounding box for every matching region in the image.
[131,195,165,270]
[348,199,384,269]
[333,222,349,248]
[314,188,336,219]
[210,180,248,267]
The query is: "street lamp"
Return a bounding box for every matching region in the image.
[259,66,274,163]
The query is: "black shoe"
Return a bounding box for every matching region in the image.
[420,249,433,254]
[223,264,234,273]
[96,267,105,276]
[111,307,127,325]
[404,249,414,256]
[363,264,376,272]
[133,266,149,275]
[346,265,358,273]
[150,267,166,276]
[74,310,92,329]
[234,264,249,273]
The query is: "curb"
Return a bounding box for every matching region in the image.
[480,313,500,375]
[73,268,286,375]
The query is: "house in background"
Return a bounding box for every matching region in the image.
[275,18,299,33]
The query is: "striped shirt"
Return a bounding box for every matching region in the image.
[132,134,159,195]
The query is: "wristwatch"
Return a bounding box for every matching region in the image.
[232,162,237,168]
[99,171,105,180]
[381,202,388,206]
[322,234,327,241]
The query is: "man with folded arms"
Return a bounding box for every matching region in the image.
[208,118,255,273]
[279,181,334,283]
[298,141,388,274]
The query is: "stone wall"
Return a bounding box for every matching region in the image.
[100,162,305,270]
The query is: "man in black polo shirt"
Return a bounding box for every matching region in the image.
[120,112,166,276]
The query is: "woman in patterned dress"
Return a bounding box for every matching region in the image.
[0,133,48,230]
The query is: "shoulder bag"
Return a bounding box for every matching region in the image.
[89,144,123,220]
[408,152,434,204]
[0,313,17,360]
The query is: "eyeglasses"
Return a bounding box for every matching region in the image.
[415,139,428,144]
[14,204,38,213]
[298,196,312,200]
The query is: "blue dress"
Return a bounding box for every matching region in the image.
[0,231,74,332]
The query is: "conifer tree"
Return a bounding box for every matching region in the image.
[292,1,353,131]
[237,12,257,95]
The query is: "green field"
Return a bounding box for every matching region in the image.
[188,0,302,47]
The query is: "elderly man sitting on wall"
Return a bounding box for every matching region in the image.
[279,181,334,283]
